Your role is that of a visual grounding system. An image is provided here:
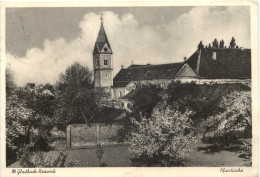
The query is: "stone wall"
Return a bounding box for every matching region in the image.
[66,123,124,148]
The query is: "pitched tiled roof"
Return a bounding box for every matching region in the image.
[113,63,184,83]
[128,64,146,68]
[187,48,251,79]
[112,82,131,88]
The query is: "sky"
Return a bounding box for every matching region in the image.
[6,6,250,86]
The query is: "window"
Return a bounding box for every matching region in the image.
[105,73,109,78]
[160,82,166,88]
[104,58,108,65]
[96,59,100,66]
[212,52,217,60]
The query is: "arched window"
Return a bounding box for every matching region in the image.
[104,58,108,65]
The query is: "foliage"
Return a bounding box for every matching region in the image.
[203,91,251,139]
[212,38,219,48]
[229,37,236,48]
[130,84,162,117]
[19,148,79,167]
[6,68,16,96]
[198,41,204,49]
[14,89,56,150]
[219,39,225,48]
[166,81,250,127]
[130,104,195,166]
[6,88,56,165]
[55,62,107,131]
[6,95,33,165]
[96,144,107,167]
[237,140,252,166]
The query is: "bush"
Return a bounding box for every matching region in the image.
[130,84,162,116]
[19,148,79,167]
[203,91,251,140]
[166,81,251,130]
[130,104,195,166]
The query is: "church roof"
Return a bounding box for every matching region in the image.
[93,22,112,54]
[187,48,251,79]
[113,63,184,83]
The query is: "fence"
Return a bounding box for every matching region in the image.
[66,123,124,148]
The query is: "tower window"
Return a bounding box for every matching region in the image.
[105,73,110,78]
[104,58,108,65]
[96,59,100,66]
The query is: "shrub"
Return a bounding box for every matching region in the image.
[130,105,195,166]
[203,91,251,140]
[19,148,79,167]
[166,81,251,130]
[130,84,162,116]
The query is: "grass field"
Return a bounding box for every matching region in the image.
[65,142,250,167]
[9,140,250,167]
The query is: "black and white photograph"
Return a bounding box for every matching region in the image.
[1,1,258,176]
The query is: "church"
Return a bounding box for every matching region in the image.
[92,17,251,100]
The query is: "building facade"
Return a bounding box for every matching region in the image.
[93,17,113,93]
[93,19,251,100]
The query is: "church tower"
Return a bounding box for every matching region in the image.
[93,14,113,90]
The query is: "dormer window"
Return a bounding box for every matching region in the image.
[126,72,131,78]
[104,58,108,65]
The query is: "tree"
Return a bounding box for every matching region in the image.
[229,37,236,48]
[130,84,162,117]
[130,104,195,166]
[6,94,34,165]
[55,62,106,131]
[14,88,56,149]
[212,38,218,48]
[219,40,225,48]
[197,41,204,49]
[6,68,16,96]
[203,91,251,139]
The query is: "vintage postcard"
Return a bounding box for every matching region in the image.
[0,1,258,177]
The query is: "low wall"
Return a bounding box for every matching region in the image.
[66,123,124,148]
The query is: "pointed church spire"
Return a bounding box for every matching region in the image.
[100,13,103,25]
[93,13,112,54]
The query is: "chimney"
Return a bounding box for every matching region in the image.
[184,57,187,63]
[212,52,217,60]
[121,65,124,69]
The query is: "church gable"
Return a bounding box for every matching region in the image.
[101,43,112,53]
[175,64,197,78]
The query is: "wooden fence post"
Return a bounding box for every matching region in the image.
[96,124,100,145]
[66,125,71,148]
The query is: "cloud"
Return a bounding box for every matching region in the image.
[7,7,250,86]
